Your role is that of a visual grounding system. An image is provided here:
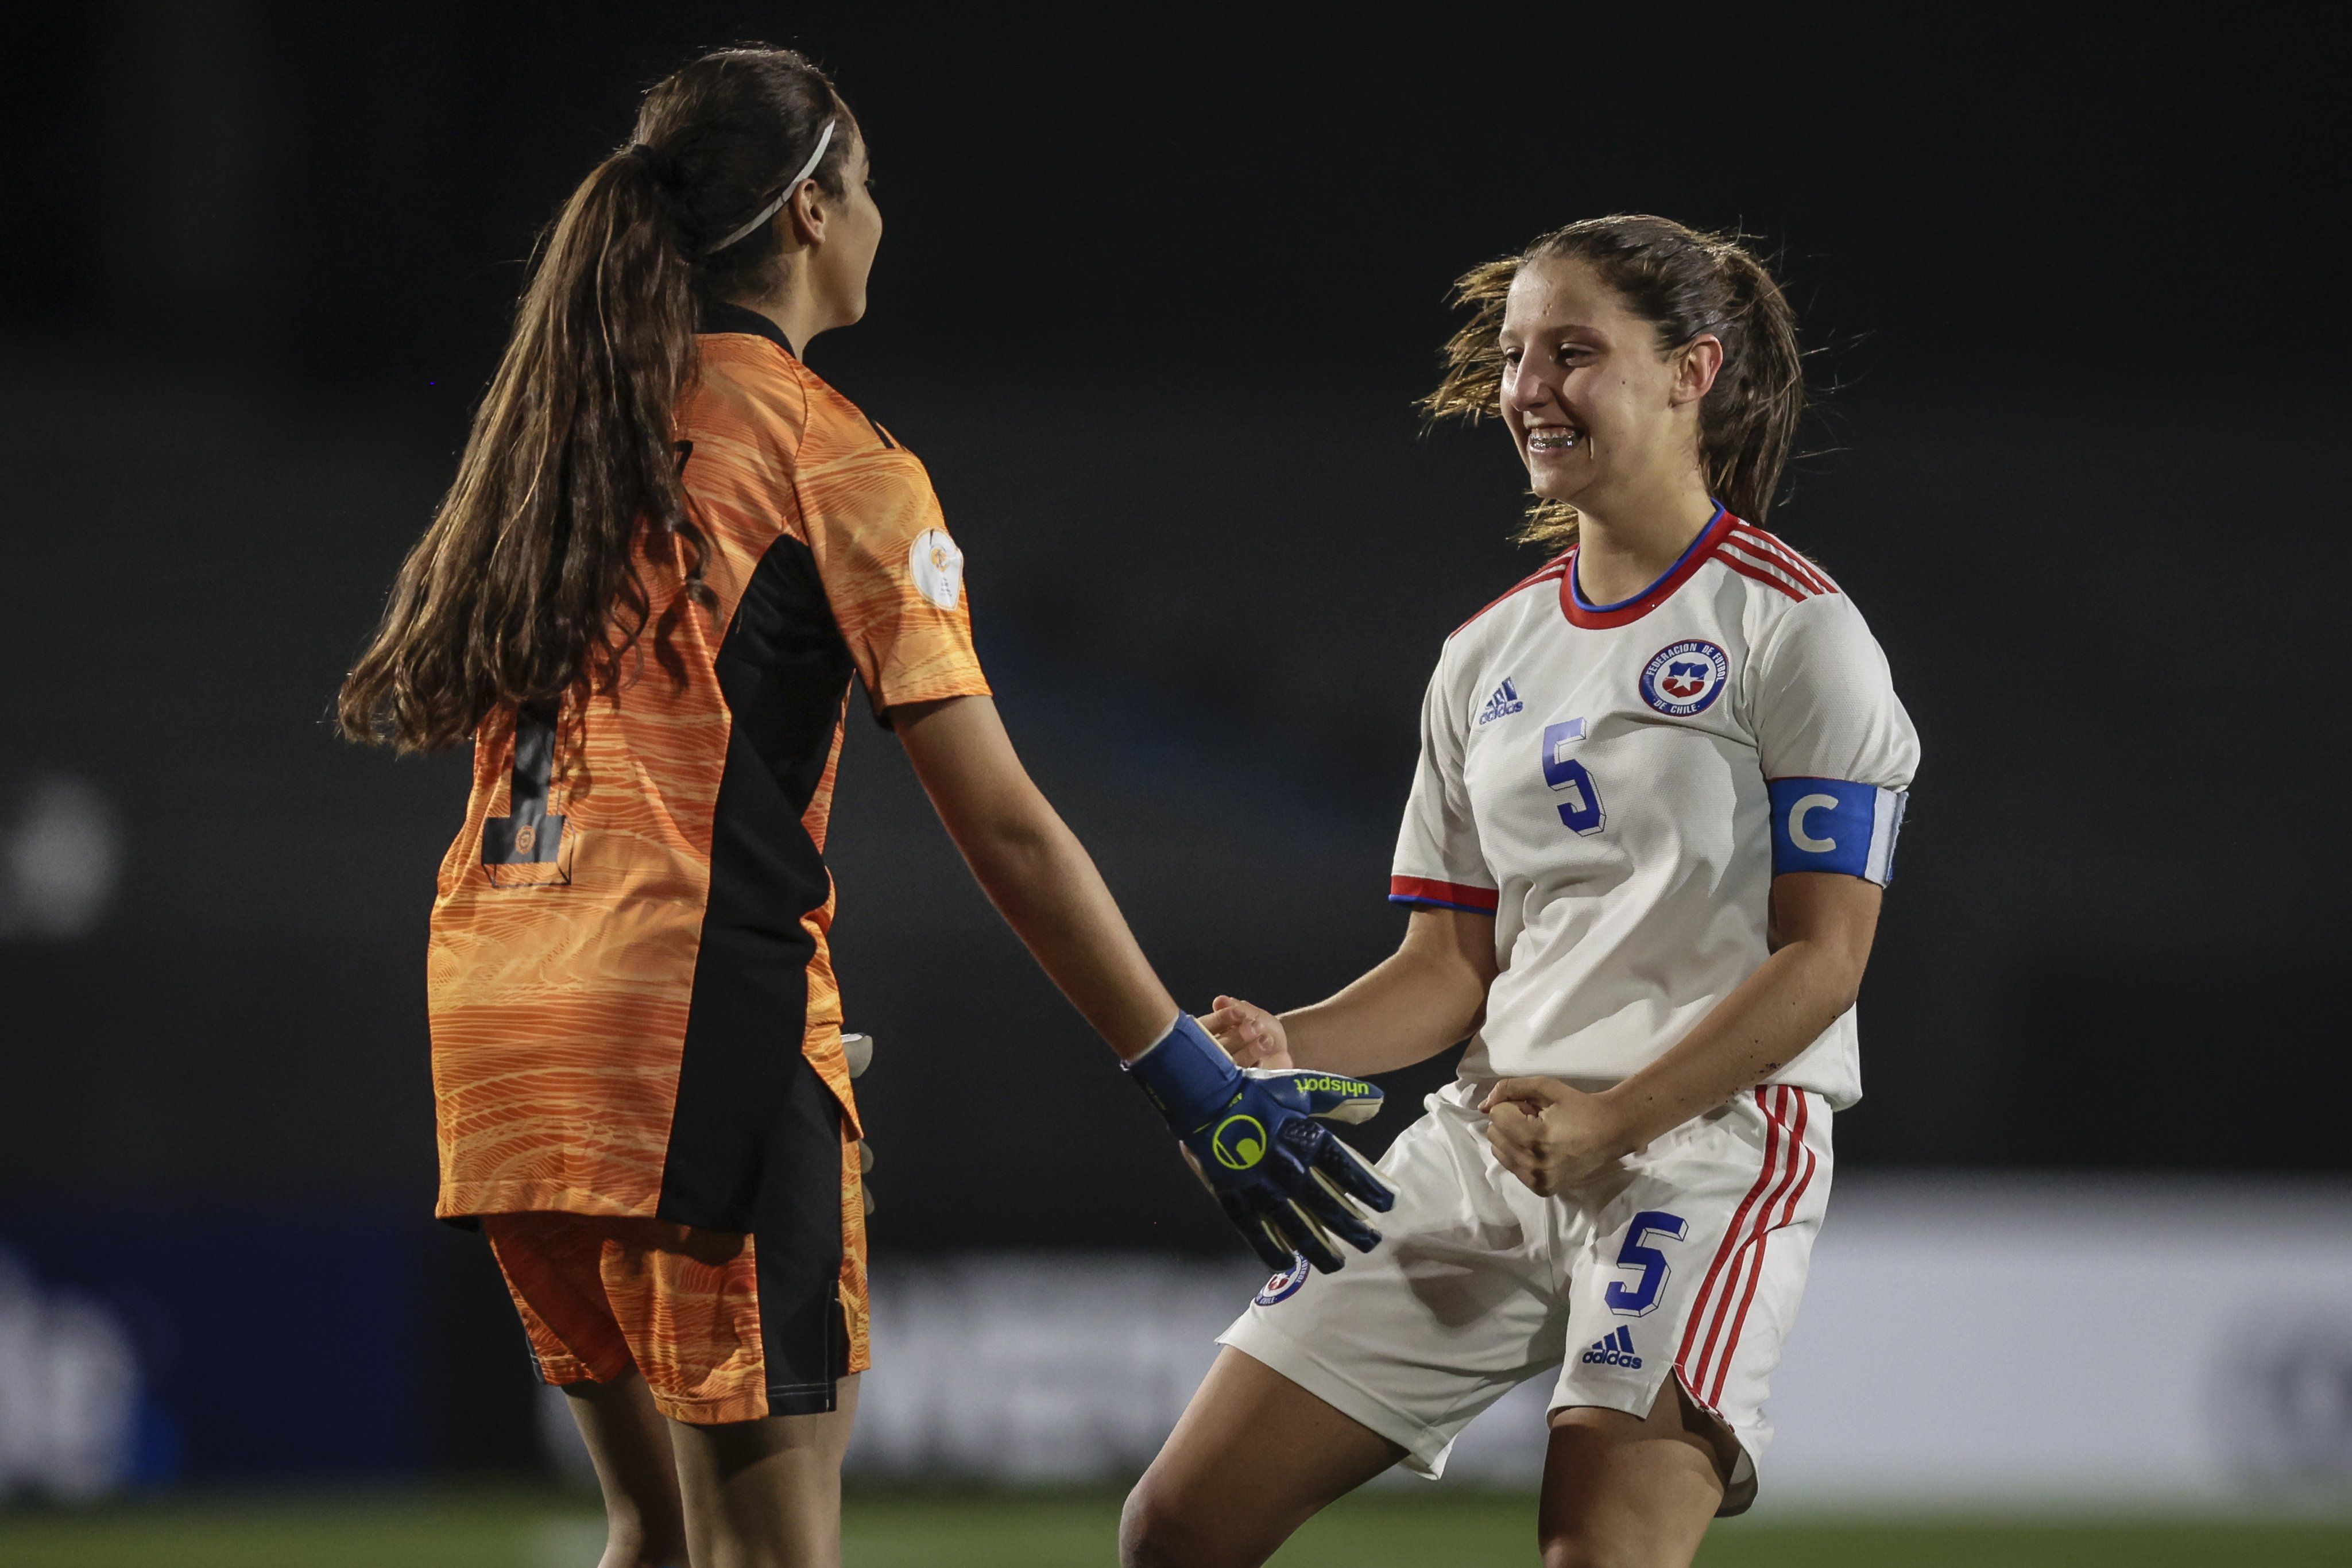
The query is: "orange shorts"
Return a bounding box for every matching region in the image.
[485,1203,869,1425]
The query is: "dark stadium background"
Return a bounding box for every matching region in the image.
[2,3,2343,1486]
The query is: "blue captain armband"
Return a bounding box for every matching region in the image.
[1767,777,1907,885]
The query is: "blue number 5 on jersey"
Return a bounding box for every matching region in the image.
[1541,719,1606,835]
[1767,777,1906,884]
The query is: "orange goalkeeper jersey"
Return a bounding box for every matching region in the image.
[427,303,989,1232]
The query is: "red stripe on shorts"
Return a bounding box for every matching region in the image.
[1686,1088,1803,1399]
[1706,1090,1819,1407]
[1675,1086,1786,1403]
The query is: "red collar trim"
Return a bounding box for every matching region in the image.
[1560,506,1736,629]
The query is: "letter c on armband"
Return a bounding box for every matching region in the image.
[1767,777,1908,885]
[1789,794,1840,853]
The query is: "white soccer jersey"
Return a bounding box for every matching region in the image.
[1391,506,1918,1108]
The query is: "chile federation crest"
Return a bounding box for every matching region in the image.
[1254,1254,1311,1306]
[1640,640,1729,717]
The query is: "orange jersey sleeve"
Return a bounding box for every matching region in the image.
[792,432,991,717]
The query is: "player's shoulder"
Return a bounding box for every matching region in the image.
[683,338,803,448]
[1705,517,1843,609]
[793,374,910,472]
[792,376,932,518]
[1707,522,1904,704]
[783,386,947,561]
[1449,551,1573,645]
[1430,553,1571,699]
[672,331,811,552]
[1704,517,1887,665]
[686,304,903,464]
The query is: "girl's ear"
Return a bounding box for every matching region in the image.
[786,181,829,247]
[1675,334,1725,405]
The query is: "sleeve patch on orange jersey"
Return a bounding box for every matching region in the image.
[908,528,965,610]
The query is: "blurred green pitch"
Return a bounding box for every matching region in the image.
[1,1489,2347,1566]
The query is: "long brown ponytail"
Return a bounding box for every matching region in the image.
[338,47,850,751]
[1421,215,1805,549]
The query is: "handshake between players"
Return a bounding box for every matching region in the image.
[1199,992,1642,1202]
[1120,985,1623,1276]
[1123,1005,1396,1275]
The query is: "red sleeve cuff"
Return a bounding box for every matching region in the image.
[1387,876,1499,914]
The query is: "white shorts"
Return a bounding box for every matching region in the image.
[1220,1078,1832,1514]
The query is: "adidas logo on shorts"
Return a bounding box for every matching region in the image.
[1580,1326,1642,1369]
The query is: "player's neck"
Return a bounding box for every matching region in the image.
[1569,478,1720,606]
[729,262,831,359]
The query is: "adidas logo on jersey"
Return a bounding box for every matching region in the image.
[1477,679,1525,725]
[1580,1326,1642,1369]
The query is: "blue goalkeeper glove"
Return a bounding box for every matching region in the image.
[1126,1013,1395,1273]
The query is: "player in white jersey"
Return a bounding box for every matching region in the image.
[1122,216,1917,1568]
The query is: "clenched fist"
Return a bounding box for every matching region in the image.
[1479,1077,1639,1195]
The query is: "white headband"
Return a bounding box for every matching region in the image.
[705,118,838,256]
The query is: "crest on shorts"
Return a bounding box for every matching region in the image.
[1639,640,1728,717]
[1254,1255,1310,1306]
